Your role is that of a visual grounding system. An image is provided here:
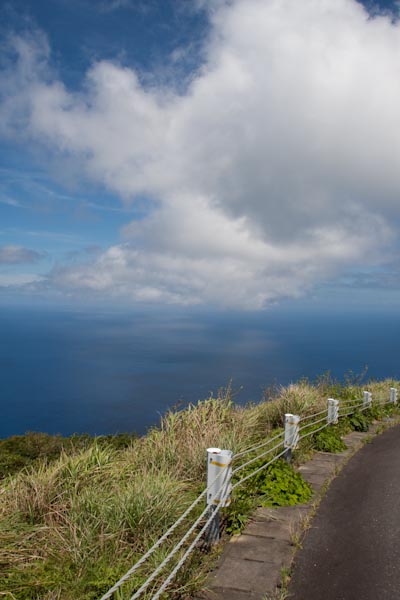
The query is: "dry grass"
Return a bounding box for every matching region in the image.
[0,377,397,599]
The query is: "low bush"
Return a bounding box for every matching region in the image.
[225,456,312,534]
[312,426,347,453]
[257,459,312,507]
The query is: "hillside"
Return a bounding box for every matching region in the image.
[1,377,398,599]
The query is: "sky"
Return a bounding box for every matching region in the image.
[1,0,400,311]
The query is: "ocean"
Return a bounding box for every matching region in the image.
[1,305,399,438]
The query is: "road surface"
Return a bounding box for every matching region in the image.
[288,423,400,600]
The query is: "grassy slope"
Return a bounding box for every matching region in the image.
[0,377,398,599]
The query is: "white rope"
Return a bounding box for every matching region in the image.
[130,467,231,599]
[129,504,211,600]
[299,408,328,423]
[99,499,204,599]
[298,415,327,432]
[101,388,396,600]
[337,399,363,407]
[99,459,230,600]
[298,421,329,441]
[232,439,285,476]
[340,402,369,417]
[134,444,288,599]
[338,401,365,413]
[150,479,231,600]
[234,430,285,460]
[374,397,391,406]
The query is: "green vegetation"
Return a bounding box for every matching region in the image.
[0,376,399,599]
[257,459,312,507]
[226,457,312,534]
[0,432,137,479]
[312,426,347,453]
[347,410,370,432]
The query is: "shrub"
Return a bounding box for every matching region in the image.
[312,427,347,453]
[256,459,312,507]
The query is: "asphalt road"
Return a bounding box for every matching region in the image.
[288,423,400,600]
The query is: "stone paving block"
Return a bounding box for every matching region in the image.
[299,471,328,491]
[209,556,282,595]
[226,533,291,563]
[333,450,351,458]
[254,505,311,532]
[308,454,340,466]
[298,463,334,478]
[344,432,368,445]
[260,504,310,519]
[255,505,310,526]
[243,519,292,541]
[194,587,260,599]
[298,463,335,476]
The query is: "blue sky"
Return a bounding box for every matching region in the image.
[1,0,400,310]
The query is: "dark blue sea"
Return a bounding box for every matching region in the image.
[1,305,399,438]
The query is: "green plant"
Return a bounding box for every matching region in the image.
[347,410,370,432]
[224,459,312,534]
[312,426,347,453]
[224,489,257,534]
[256,460,312,507]
[366,401,398,421]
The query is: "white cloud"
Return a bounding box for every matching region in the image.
[0,272,43,286]
[0,245,44,264]
[1,0,400,307]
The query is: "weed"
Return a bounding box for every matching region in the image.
[224,459,312,534]
[347,410,370,432]
[257,460,312,507]
[312,426,347,453]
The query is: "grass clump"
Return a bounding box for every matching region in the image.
[0,431,137,479]
[0,377,398,599]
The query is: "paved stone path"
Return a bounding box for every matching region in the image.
[194,426,387,600]
[288,423,400,600]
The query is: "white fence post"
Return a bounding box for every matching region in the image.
[363,391,372,409]
[206,448,232,544]
[327,398,339,424]
[284,413,300,462]
[390,387,397,404]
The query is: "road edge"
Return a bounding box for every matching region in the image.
[194,417,400,600]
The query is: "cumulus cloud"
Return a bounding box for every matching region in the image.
[0,245,45,264]
[1,0,400,307]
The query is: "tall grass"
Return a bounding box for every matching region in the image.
[0,377,397,599]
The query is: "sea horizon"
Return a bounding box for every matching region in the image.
[1,303,399,439]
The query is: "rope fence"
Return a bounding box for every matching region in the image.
[299,408,329,423]
[233,429,285,460]
[99,386,398,600]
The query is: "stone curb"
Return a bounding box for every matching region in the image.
[193,418,400,600]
